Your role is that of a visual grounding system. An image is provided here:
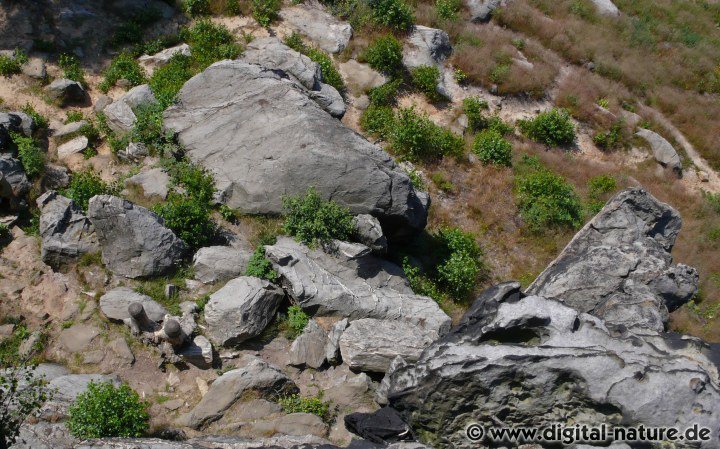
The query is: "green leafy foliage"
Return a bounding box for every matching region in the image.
[253,0,281,27]
[519,108,576,146]
[593,120,627,150]
[463,97,489,132]
[227,0,242,14]
[0,364,50,448]
[130,103,165,151]
[0,49,28,77]
[278,394,331,421]
[20,104,48,131]
[10,132,44,178]
[282,188,355,246]
[410,65,444,102]
[245,246,279,282]
[58,54,87,86]
[283,33,344,92]
[67,382,149,438]
[434,227,484,300]
[62,170,113,212]
[514,155,584,232]
[360,104,395,138]
[430,171,453,192]
[161,158,216,204]
[363,35,404,76]
[472,129,512,167]
[284,305,309,339]
[389,107,464,161]
[586,174,617,214]
[149,54,195,108]
[153,194,216,250]
[367,79,402,106]
[183,0,210,16]
[181,20,241,70]
[99,52,147,92]
[436,0,461,21]
[369,0,414,31]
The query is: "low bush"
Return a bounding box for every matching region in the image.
[63,170,112,212]
[153,195,215,250]
[463,97,489,132]
[367,79,402,106]
[20,104,48,131]
[363,35,404,76]
[284,305,309,339]
[10,132,44,178]
[183,0,210,16]
[181,20,241,70]
[472,129,512,167]
[252,0,281,27]
[0,49,28,77]
[436,0,461,21]
[161,158,216,204]
[434,227,484,300]
[130,103,165,151]
[369,0,414,31]
[245,246,279,282]
[389,107,464,161]
[67,382,149,438]
[411,65,444,102]
[282,188,354,246]
[515,155,584,232]
[278,394,331,421]
[360,104,395,138]
[593,120,628,150]
[99,53,146,93]
[58,54,86,86]
[586,174,617,214]
[519,108,575,146]
[149,54,195,108]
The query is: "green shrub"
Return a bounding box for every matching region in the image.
[472,129,512,167]
[253,0,281,27]
[368,79,402,106]
[278,394,331,421]
[486,116,514,135]
[360,104,395,138]
[130,103,165,151]
[515,156,583,232]
[282,188,355,246]
[402,257,444,302]
[434,227,484,300]
[363,35,404,76]
[245,246,279,282]
[63,170,112,212]
[20,104,48,131]
[183,0,210,16]
[0,49,28,77]
[99,53,147,93]
[227,0,242,14]
[453,68,468,84]
[519,108,576,146]
[284,305,309,339]
[463,97,489,132]
[369,0,414,31]
[149,54,195,108]
[58,54,86,86]
[153,195,216,250]
[593,120,627,150]
[389,107,464,161]
[586,174,617,214]
[436,0,461,21]
[411,65,444,102]
[182,20,241,70]
[161,158,216,204]
[10,132,44,178]
[67,382,149,438]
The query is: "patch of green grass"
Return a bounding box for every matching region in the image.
[282,187,355,247]
[99,52,147,93]
[183,0,210,16]
[20,104,48,131]
[367,79,402,106]
[430,172,454,193]
[0,49,28,77]
[360,104,395,139]
[181,20,242,70]
[153,194,216,251]
[58,54,87,86]
[389,107,464,161]
[586,174,617,215]
[278,394,331,422]
[10,132,44,178]
[362,35,404,77]
[149,54,195,108]
[245,246,279,282]
[436,0,461,20]
[411,65,445,102]
[0,324,30,365]
[62,170,113,212]
[280,305,309,339]
[518,108,576,146]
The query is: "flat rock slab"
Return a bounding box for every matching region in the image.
[124,167,170,200]
[57,135,88,159]
[289,319,328,369]
[100,287,167,322]
[279,0,353,53]
[164,60,428,236]
[58,324,100,353]
[193,245,253,284]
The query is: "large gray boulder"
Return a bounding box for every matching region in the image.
[402,26,452,69]
[203,276,285,346]
[467,0,501,22]
[0,111,32,151]
[46,78,86,105]
[386,284,720,449]
[164,60,429,237]
[279,0,353,53]
[339,318,438,372]
[526,188,698,332]
[636,128,682,175]
[182,356,298,429]
[87,195,186,278]
[36,191,98,267]
[0,153,31,209]
[241,37,345,118]
[99,287,168,322]
[590,0,620,16]
[288,319,328,369]
[265,237,451,334]
[193,245,253,284]
[138,43,191,73]
[103,84,158,134]
[352,214,387,253]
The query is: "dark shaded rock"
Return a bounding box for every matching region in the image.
[345,407,413,444]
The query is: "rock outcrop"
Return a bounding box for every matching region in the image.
[138,43,191,74]
[636,128,682,176]
[264,237,451,334]
[466,0,501,22]
[36,191,98,267]
[87,195,186,278]
[203,276,285,347]
[288,319,328,369]
[279,0,353,53]
[352,214,387,254]
[402,26,452,69]
[527,188,698,332]
[386,283,720,449]
[46,79,86,105]
[164,60,429,236]
[103,84,158,134]
[0,153,31,210]
[193,246,253,284]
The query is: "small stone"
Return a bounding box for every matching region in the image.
[53,120,88,139]
[109,337,135,365]
[165,284,178,299]
[699,171,709,182]
[82,350,105,364]
[164,398,184,411]
[57,135,88,159]
[21,58,47,79]
[195,377,209,396]
[58,324,100,353]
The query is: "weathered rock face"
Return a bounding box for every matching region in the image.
[402,26,452,69]
[124,167,170,200]
[138,43,191,74]
[103,84,158,134]
[164,60,429,236]
[526,188,698,332]
[182,356,298,429]
[386,284,720,449]
[352,214,387,254]
[636,128,682,176]
[193,246,253,284]
[99,287,168,322]
[46,78,86,105]
[1,111,32,151]
[264,237,451,334]
[339,318,438,372]
[289,319,328,369]
[0,153,31,210]
[279,0,353,53]
[590,0,620,16]
[87,195,186,278]
[466,0,501,22]
[203,276,285,347]
[36,191,98,267]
